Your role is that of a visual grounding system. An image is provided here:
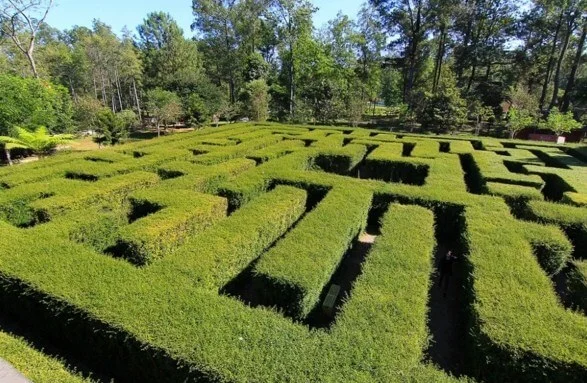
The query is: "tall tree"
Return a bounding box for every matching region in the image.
[0,0,53,77]
[370,0,434,107]
[269,0,316,118]
[548,0,584,109]
[192,0,247,103]
[354,3,385,110]
[138,12,202,92]
[561,16,587,112]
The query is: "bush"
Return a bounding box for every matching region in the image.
[0,74,73,135]
[92,109,135,146]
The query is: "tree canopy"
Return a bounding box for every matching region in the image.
[0,0,584,138]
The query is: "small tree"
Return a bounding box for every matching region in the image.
[73,95,104,132]
[506,107,535,139]
[541,107,582,137]
[419,66,467,133]
[346,84,365,127]
[0,126,72,165]
[469,100,495,136]
[145,88,182,136]
[93,109,135,147]
[420,90,467,133]
[241,80,270,122]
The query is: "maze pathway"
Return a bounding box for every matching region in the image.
[0,360,30,383]
[0,123,585,382]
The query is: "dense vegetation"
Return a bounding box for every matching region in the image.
[0,123,585,382]
[0,0,586,145]
[0,0,586,381]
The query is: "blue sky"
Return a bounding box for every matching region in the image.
[46,0,363,36]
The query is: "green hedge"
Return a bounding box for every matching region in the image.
[524,200,587,259]
[0,330,91,383]
[253,185,372,319]
[465,201,587,382]
[0,123,584,382]
[567,260,587,313]
[246,139,305,164]
[331,203,438,380]
[29,171,159,220]
[157,185,308,289]
[470,151,544,188]
[192,135,282,165]
[521,220,573,275]
[113,189,227,265]
[312,144,367,175]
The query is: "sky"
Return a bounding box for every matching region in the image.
[45,0,363,36]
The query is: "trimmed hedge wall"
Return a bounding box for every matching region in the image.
[567,260,587,312]
[0,123,584,382]
[252,185,372,319]
[0,330,91,383]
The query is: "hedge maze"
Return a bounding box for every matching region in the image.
[0,123,586,382]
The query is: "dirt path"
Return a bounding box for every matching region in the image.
[0,360,30,383]
[426,244,468,377]
[305,229,378,329]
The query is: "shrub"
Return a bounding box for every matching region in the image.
[0,74,73,135]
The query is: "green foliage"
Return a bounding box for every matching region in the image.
[541,107,582,136]
[567,260,587,313]
[468,99,495,135]
[92,109,135,146]
[73,95,104,131]
[0,330,91,383]
[0,126,73,158]
[0,74,73,135]
[507,106,535,138]
[137,12,204,91]
[145,88,182,134]
[240,79,270,122]
[419,68,467,133]
[381,67,403,107]
[243,52,269,82]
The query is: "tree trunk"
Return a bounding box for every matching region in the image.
[465,20,484,94]
[157,121,161,137]
[132,79,142,121]
[549,19,573,110]
[93,74,98,99]
[115,69,123,111]
[4,148,13,166]
[466,63,477,93]
[406,5,422,103]
[433,28,445,92]
[100,71,107,105]
[540,10,564,110]
[561,19,587,112]
[289,40,295,119]
[26,36,39,78]
[69,78,77,102]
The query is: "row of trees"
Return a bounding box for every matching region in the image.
[0,0,586,142]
